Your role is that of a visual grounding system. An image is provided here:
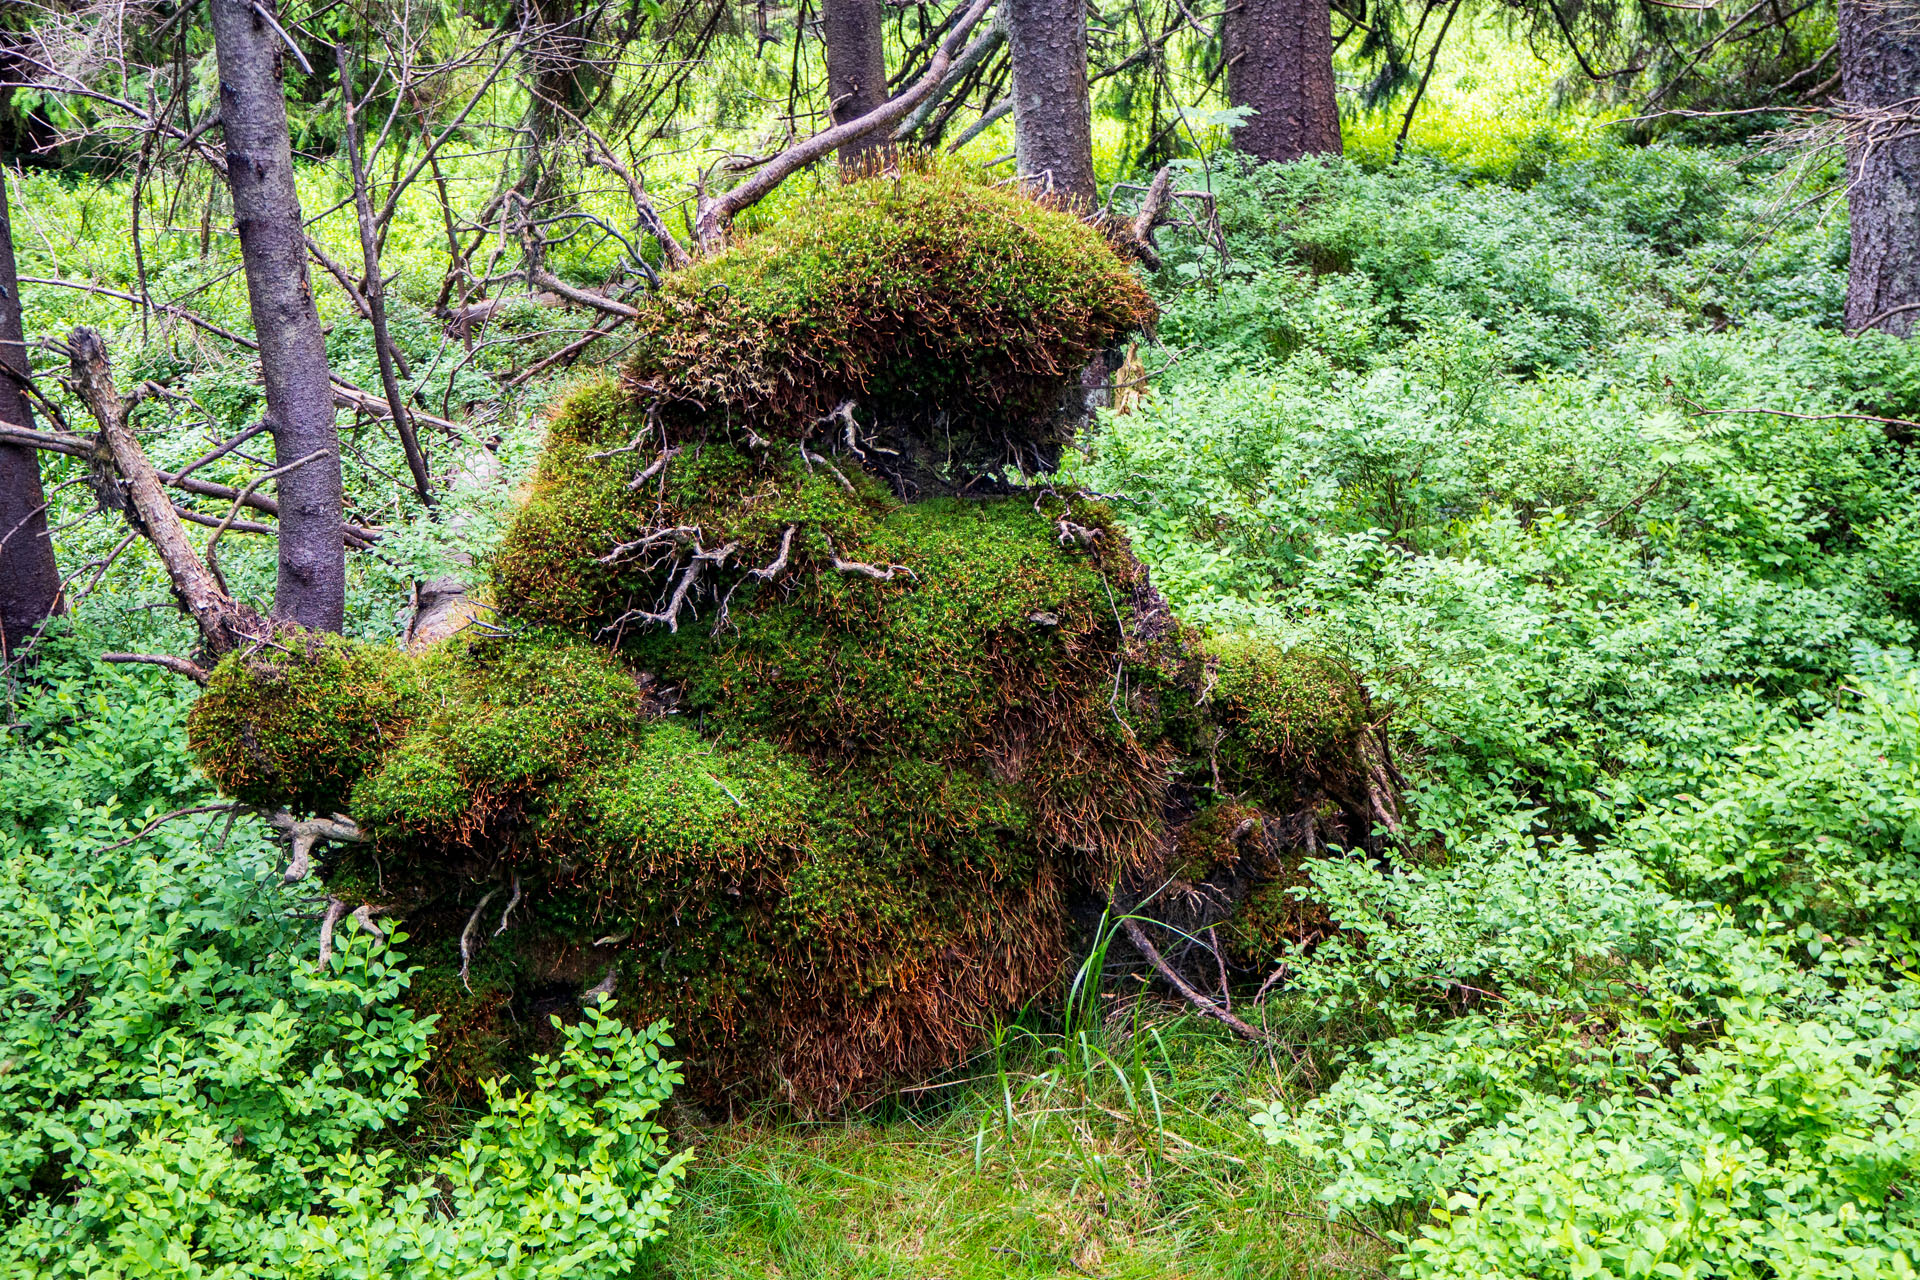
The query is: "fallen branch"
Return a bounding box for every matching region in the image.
[100,652,211,684]
[64,327,260,653]
[692,0,995,249]
[1120,916,1270,1043]
[0,419,380,546]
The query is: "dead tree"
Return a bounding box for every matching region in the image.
[65,327,262,660]
[1007,0,1097,203]
[207,0,347,631]
[1225,0,1343,164]
[0,169,61,656]
[824,0,892,164]
[1839,0,1920,336]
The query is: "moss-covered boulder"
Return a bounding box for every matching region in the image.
[188,169,1373,1111]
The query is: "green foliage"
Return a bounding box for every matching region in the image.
[1097,146,1920,1278]
[1251,819,1920,1278]
[1622,657,1920,945]
[0,648,687,1277]
[1080,148,1919,841]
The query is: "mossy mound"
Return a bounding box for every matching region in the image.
[625,163,1156,483]
[1205,636,1367,799]
[188,633,418,814]
[188,178,1377,1111]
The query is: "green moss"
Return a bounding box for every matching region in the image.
[1206,636,1366,796]
[1168,802,1263,883]
[627,163,1155,446]
[187,631,417,813]
[1221,873,1330,968]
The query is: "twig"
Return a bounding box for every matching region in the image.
[205,448,331,594]
[95,801,236,852]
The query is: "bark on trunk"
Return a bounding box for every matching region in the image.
[520,0,589,205]
[207,0,346,631]
[1007,0,1097,205]
[0,169,62,656]
[823,0,890,166]
[1840,0,1920,336]
[1225,0,1342,164]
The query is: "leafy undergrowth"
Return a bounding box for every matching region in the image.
[1075,142,1920,1276]
[0,645,688,1279]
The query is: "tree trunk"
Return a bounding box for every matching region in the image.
[823,0,890,166]
[0,170,62,656]
[1840,0,1920,336]
[207,0,345,631]
[1007,0,1097,205]
[1225,0,1342,164]
[520,0,589,206]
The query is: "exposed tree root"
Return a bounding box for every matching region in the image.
[623,447,679,491]
[712,524,796,633]
[826,539,915,581]
[459,886,502,990]
[1056,519,1101,549]
[1120,916,1270,1043]
[100,652,210,684]
[493,874,522,937]
[602,540,738,634]
[315,897,348,969]
[597,525,700,567]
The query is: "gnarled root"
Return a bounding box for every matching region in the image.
[265,810,364,884]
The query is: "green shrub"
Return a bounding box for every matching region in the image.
[0,651,687,1278]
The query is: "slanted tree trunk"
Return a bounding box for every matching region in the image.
[1225,0,1342,164]
[0,170,62,656]
[1840,0,1920,336]
[207,0,346,631]
[1007,0,1097,204]
[823,0,890,166]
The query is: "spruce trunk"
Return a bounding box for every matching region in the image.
[1007,0,1096,205]
[0,170,61,656]
[1840,0,1920,336]
[1225,0,1342,164]
[824,0,890,165]
[207,0,346,630]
